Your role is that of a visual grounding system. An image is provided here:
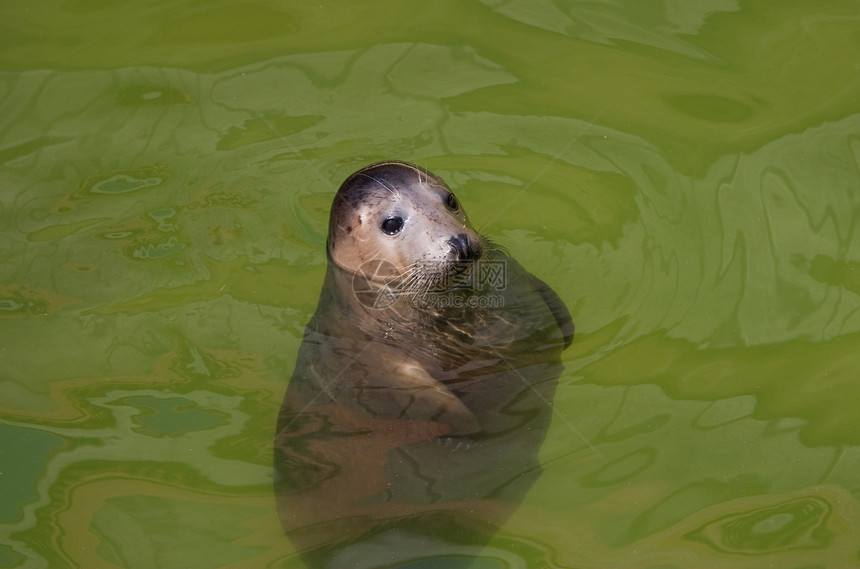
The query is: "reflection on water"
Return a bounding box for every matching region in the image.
[686,494,835,554]
[2,0,860,567]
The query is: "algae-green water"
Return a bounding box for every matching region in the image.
[2,1,860,567]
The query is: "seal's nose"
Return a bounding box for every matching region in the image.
[447,234,469,260]
[447,233,481,261]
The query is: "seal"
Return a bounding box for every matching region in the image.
[274,161,574,568]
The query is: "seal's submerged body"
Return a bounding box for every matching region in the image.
[275,161,573,568]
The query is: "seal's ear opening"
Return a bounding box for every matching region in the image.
[326,182,369,253]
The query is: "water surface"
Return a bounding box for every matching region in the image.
[2,1,860,567]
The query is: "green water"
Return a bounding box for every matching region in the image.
[2,1,860,567]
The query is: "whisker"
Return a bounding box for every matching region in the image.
[356,172,399,196]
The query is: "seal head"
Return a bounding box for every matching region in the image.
[327,161,484,288]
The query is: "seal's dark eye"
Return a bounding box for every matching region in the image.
[444,193,459,211]
[381,217,404,235]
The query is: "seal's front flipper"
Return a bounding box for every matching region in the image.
[354,360,481,437]
[385,362,481,436]
[308,336,481,436]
